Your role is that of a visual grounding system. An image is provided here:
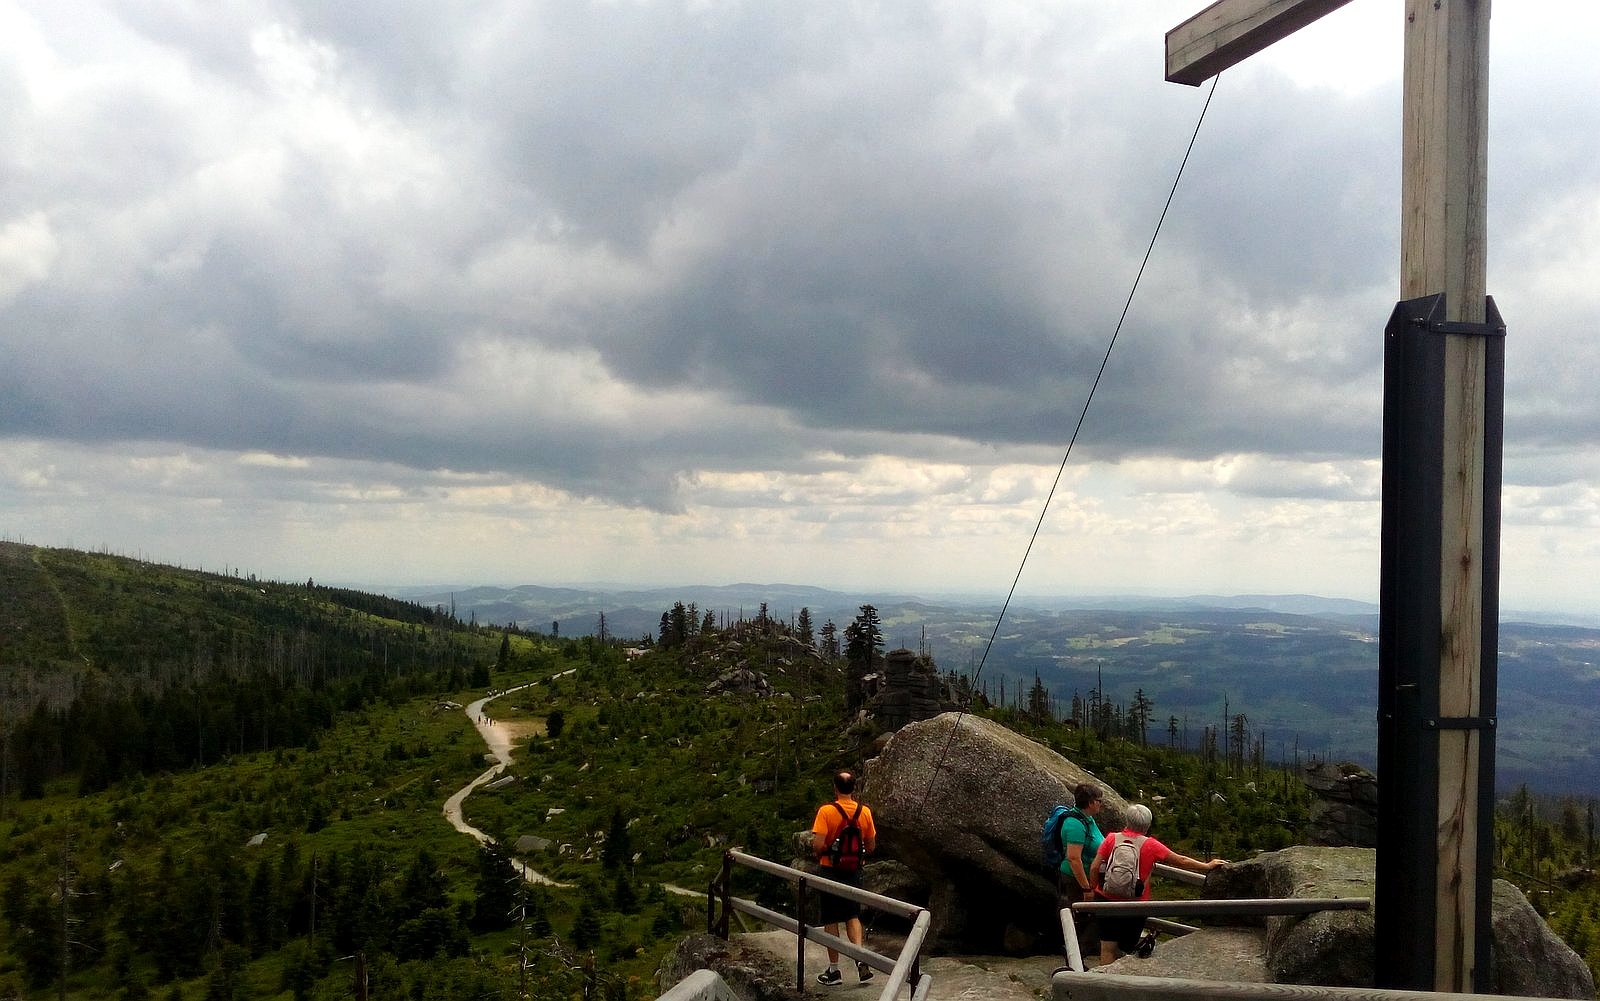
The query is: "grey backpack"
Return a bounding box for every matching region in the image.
[1100,833,1147,899]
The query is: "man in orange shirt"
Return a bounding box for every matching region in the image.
[810,770,878,986]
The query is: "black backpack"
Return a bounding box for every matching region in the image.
[828,802,865,873]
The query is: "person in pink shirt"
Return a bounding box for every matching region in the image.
[1089,803,1227,967]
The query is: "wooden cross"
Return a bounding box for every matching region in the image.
[1166,1,1497,994]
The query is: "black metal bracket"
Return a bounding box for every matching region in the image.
[1397,293,1505,337]
[1423,716,1496,730]
[1411,317,1506,337]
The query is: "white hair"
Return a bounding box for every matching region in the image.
[1125,803,1153,833]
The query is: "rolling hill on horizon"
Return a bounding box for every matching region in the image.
[387,580,1600,797]
[5,543,1596,796]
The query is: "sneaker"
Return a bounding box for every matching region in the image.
[857,962,874,984]
[816,969,843,986]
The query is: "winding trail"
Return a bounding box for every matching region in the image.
[442,670,577,887]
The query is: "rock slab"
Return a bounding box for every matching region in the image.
[1204,845,1594,998]
[863,712,1127,951]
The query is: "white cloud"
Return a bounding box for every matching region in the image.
[2,1,1599,616]
[0,212,56,302]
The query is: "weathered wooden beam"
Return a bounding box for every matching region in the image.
[1378,0,1495,993]
[1166,0,1356,85]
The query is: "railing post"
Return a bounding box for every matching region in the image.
[718,851,733,938]
[706,877,717,936]
[796,877,809,993]
[1060,905,1085,973]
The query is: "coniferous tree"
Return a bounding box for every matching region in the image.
[471,843,519,932]
[11,882,58,989]
[526,887,553,939]
[611,870,639,914]
[397,848,449,924]
[819,620,839,659]
[797,607,815,649]
[246,856,282,954]
[1229,714,1250,773]
[1027,674,1051,722]
[569,899,601,950]
[844,605,883,712]
[603,808,633,869]
[1131,690,1154,746]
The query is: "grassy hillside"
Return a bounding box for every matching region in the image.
[1,545,1595,997]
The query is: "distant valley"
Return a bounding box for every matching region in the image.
[387,582,1600,797]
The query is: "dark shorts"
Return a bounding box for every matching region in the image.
[816,867,862,924]
[1099,913,1147,953]
[1056,872,1100,949]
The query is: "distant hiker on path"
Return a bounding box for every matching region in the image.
[1089,803,1227,968]
[1048,783,1106,955]
[811,770,877,986]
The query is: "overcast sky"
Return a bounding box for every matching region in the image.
[3,1,1598,614]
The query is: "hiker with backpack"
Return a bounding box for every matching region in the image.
[810,770,878,986]
[1089,803,1227,967]
[1045,782,1108,900]
[1043,783,1108,957]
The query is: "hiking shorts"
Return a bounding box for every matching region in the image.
[1099,913,1147,953]
[816,867,862,924]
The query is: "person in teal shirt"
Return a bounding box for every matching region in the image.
[1058,782,1106,891]
[1058,782,1106,956]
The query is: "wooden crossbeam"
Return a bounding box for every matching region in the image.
[1166,0,1356,85]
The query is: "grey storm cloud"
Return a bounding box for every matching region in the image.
[2,0,1597,516]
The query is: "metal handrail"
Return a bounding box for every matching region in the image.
[1051,971,1585,1001]
[713,848,933,1001]
[1073,897,1370,918]
[1146,917,1199,936]
[726,848,924,919]
[1059,869,1365,976]
[1151,861,1206,886]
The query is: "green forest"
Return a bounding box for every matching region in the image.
[0,542,1596,999]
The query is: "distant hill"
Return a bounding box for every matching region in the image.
[6,545,1594,797]
[388,581,1600,796]
[0,542,505,788]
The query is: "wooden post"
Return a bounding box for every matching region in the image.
[1168,0,1500,991]
[1383,1,1496,992]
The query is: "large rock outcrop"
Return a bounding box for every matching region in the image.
[1205,844,1376,986]
[658,934,804,1001]
[1203,845,1594,998]
[862,712,1127,951]
[1100,928,1271,982]
[1492,878,1597,999]
[867,648,967,731]
[1299,762,1379,848]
